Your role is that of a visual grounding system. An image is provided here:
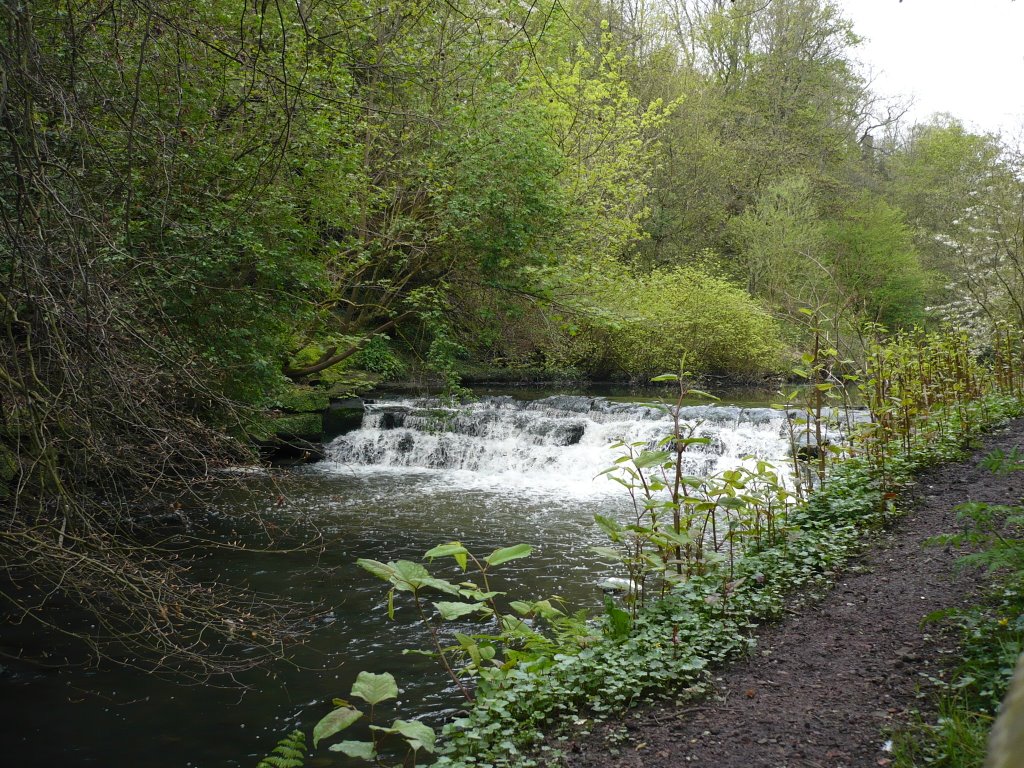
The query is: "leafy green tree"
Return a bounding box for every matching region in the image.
[827,195,929,330]
[637,0,869,265]
[595,265,785,379]
[885,117,1024,335]
[726,175,829,312]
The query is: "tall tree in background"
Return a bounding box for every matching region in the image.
[885,117,1024,337]
[634,0,868,265]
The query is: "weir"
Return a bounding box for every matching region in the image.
[0,392,848,768]
[321,395,798,495]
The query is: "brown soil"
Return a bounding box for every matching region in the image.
[552,420,1024,768]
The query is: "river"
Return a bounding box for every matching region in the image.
[0,388,799,767]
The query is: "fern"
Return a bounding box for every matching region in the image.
[256,729,306,768]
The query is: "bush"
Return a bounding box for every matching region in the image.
[597,266,785,379]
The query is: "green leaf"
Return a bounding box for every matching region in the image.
[391,560,431,588]
[424,542,469,570]
[313,706,362,748]
[530,599,564,619]
[687,389,719,401]
[328,740,376,759]
[590,545,622,561]
[484,544,532,567]
[633,450,670,469]
[418,576,462,595]
[434,601,490,620]
[501,615,539,637]
[458,587,502,601]
[604,597,633,640]
[350,671,398,705]
[371,719,437,754]
[658,530,691,546]
[356,558,394,582]
[594,514,623,537]
[509,600,533,615]
[385,561,459,594]
[650,373,678,382]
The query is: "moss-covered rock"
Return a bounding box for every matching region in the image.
[327,371,380,399]
[324,398,365,437]
[266,412,323,441]
[274,386,330,413]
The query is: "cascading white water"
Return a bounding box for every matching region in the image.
[320,395,796,497]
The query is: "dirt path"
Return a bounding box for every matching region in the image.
[555,420,1024,768]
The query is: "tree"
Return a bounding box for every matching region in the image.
[0,0,340,677]
[885,117,1024,336]
[634,0,871,266]
[827,195,929,330]
[726,175,829,312]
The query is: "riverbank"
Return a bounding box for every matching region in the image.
[547,418,1024,767]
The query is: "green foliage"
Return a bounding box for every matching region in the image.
[433,454,897,766]
[892,455,1024,767]
[314,707,364,749]
[775,307,857,499]
[355,337,408,379]
[891,699,991,768]
[444,85,567,277]
[856,328,1000,482]
[310,671,436,764]
[428,333,1023,765]
[884,117,1024,338]
[595,266,785,379]
[256,730,306,768]
[828,196,929,330]
[350,672,400,707]
[727,176,828,308]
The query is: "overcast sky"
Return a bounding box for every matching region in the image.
[835,0,1024,136]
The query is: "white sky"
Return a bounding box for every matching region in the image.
[835,0,1024,136]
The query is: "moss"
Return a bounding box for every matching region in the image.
[289,337,360,385]
[274,386,330,413]
[266,412,323,441]
[327,371,380,399]
[240,417,276,443]
[324,399,365,437]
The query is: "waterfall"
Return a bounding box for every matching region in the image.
[319,395,798,498]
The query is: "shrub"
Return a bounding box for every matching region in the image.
[598,266,785,379]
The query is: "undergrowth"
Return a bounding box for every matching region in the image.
[433,396,1024,767]
[434,459,890,766]
[891,448,1024,768]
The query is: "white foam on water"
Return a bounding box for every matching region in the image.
[317,396,794,499]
